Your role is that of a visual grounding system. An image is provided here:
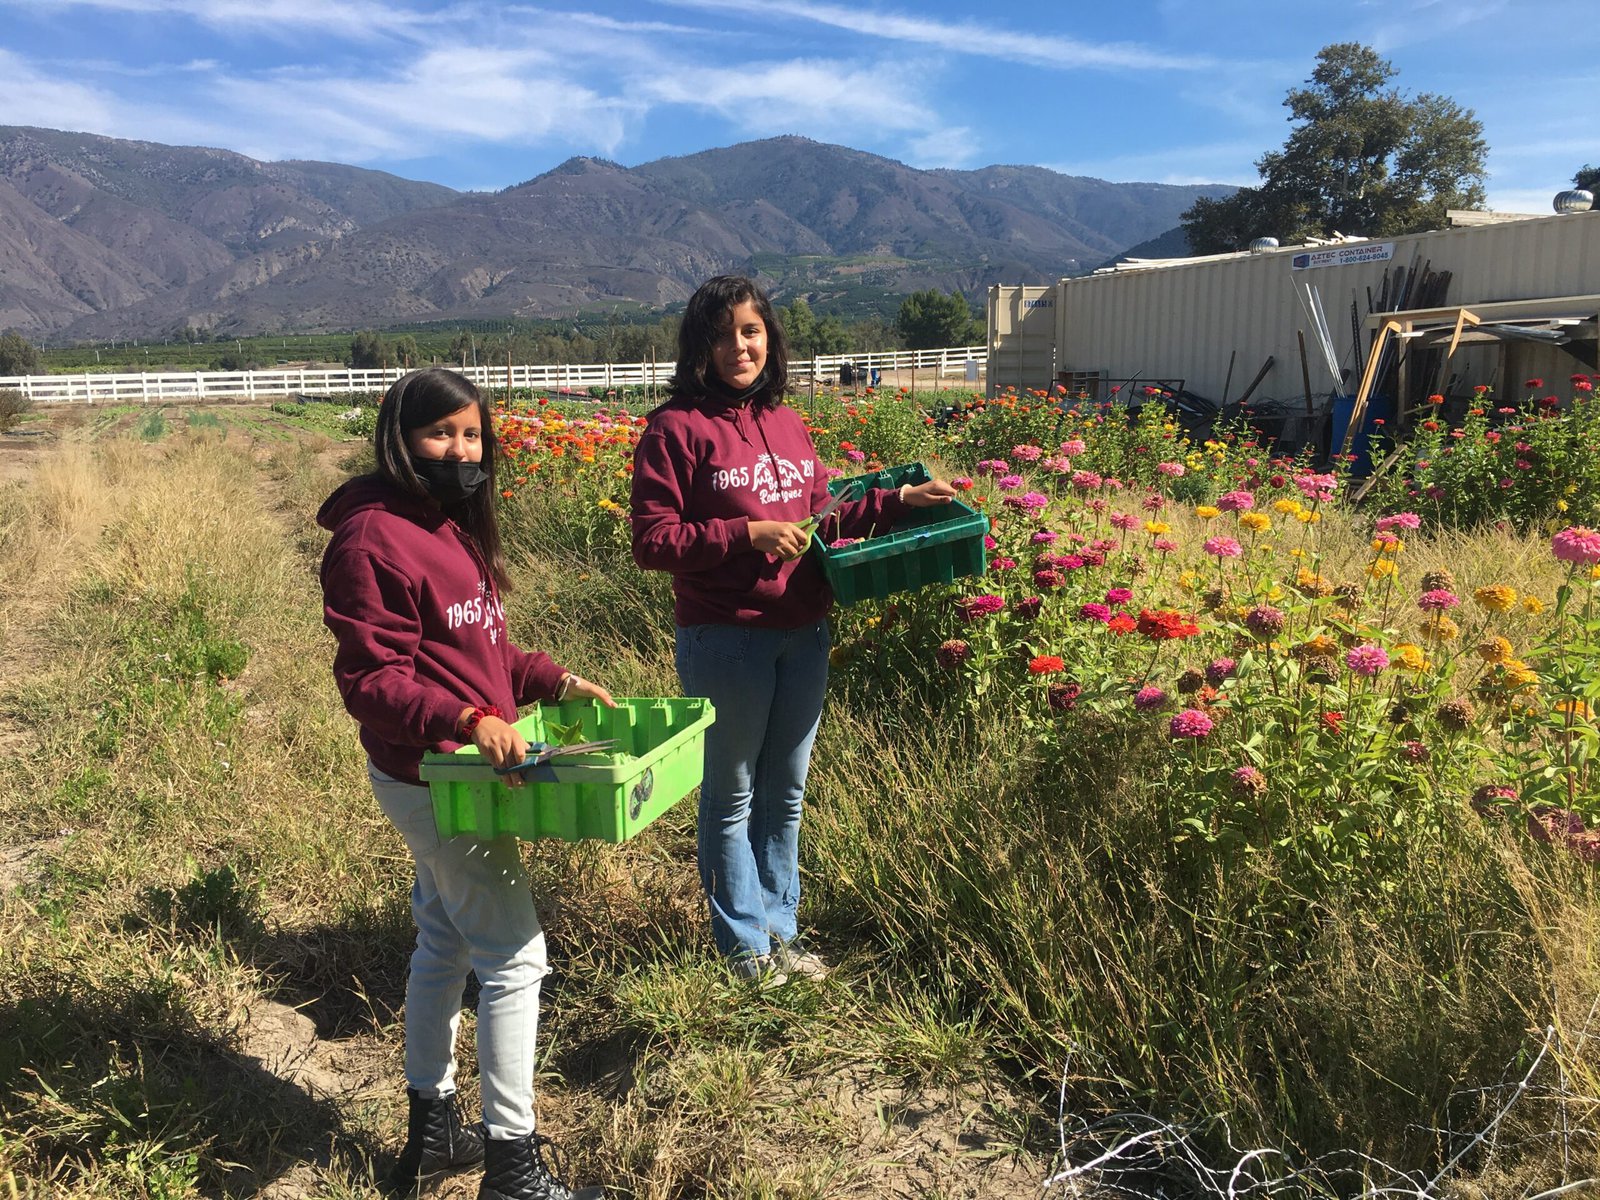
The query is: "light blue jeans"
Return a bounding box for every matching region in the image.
[369,764,549,1140]
[675,620,830,961]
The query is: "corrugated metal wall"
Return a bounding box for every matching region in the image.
[987,285,1058,397]
[1052,210,1600,407]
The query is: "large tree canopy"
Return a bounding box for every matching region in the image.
[1182,43,1487,254]
[0,330,43,376]
[895,289,982,350]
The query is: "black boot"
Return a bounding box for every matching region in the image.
[384,1087,486,1195]
[478,1128,603,1200]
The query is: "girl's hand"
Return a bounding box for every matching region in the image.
[472,715,531,787]
[749,519,813,560]
[565,675,619,708]
[902,479,958,507]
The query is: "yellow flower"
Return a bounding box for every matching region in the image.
[1554,697,1593,721]
[1371,536,1404,555]
[1298,510,1322,524]
[1300,634,1338,657]
[1420,614,1460,644]
[1178,570,1202,592]
[1195,505,1221,520]
[1558,500,1570,512]
[1263,583,1284,601]
[1295,567,1332,597]
[1477,636,1513,664]
[1393,643,1428,671]
[1504,662,1539,689]
[1144,520,1171,535]
[1239,511,1271,532]
[1273,498,1303,516]
[1523,595,1546,614]
[1367,559,1397,579]
[1472,584,1517,612]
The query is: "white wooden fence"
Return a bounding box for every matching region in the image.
[0,345,986,405]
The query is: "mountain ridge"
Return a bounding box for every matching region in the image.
[0,127,1231,340]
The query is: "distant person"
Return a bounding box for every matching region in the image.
[630,276,955,981]
[318,367,612,1200]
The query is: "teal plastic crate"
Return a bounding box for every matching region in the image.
[419,697,714,843]
[810,462,989,606]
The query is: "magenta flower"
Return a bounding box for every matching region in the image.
[988,557,1017,572]
[1418,589,1460,612]
[1169,709,1215,739]
[1152,537,1179,553]
[1110,512,1141,531]
[1047,681,1082,711]
[1134,685,1168,711]
[1003,491,1049,512]
[976,459,1010,476]
[951,475,973,489]
[1078,602,1112,623]
[1243,605,1285,638]
[1015,595,1042,620]
[1031,530,1060,545]
[846,449,866,463]
[997,473,1025,490]
[1345,644,1389,676]
[1231,765,1266,798]
[959,594,1006,620]
[1204,657,1235,685]
[1071,470,1103,490]
[1203,536,1243,559]
[1217,490,1255,512]
[1034,568,1067,590]
[1552,526,1600,565]
[1104,587,1134,605]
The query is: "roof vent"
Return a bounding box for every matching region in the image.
[1554,189,1594,214]
[1247,236,1279,253]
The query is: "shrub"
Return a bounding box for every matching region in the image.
[0,388,33,432]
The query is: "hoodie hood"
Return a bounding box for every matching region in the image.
[317,474,440,534]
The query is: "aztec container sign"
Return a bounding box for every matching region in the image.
[1290,242,1395,270]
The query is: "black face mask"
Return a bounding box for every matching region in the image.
[412,458,489,504]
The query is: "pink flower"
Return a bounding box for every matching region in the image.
[1418,589,1460,612]
[976,459,1010,476]
[988,557,1017,572]
[997,473,1025,490]
[1104,587,1134,605]
[1294,472,1337,501]
[1110,512,1140,531]
[1078,602,1112,623]
[1217,490,1255,512]
[951,475,973,489]
[959,594,1006,620]
[1156,461,1185,477]
[1011,444,1044,462]
[1031,530,1060,545]
[1345,644,1389,676]
[1375,512,1422,532]
[1003,491,1049,512]
[1203,536,1243,559]
[1169,709,1215,739]
[1034,568,1067,590]
[1060,438,1087,456]
[1205,658,1235,685]
[846,449,866,463]
[1134,685,1168,710]
[1552,526,1600,566]
[1071,470,1103,491]
[1152,537,1179,553]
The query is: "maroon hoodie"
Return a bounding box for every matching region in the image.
[631,394,909,627]
[318,476,567,784]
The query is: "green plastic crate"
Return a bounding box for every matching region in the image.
[811,462,989,606]
[419,696,714,843]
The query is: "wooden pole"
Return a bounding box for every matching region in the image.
[1235,356,1275,407]
[1220,349,1236,407]
[1341,320,1400,458]
[1297,329,1314,421]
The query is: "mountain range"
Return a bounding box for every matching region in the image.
[0,126,1232,342]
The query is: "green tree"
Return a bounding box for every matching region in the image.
[348,331,391,369]
[1182,43,1487,253]
[448,330,476,367]
[782,298,819,357]
[0,330,43,376]
[1573,165,1600,193]
[895,289,982,349]
[813,314,851,356]
[392,335,420,369]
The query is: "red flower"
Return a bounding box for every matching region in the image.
[1321,711,1344,734]
[1135,608,1200,641]
[1106,613,1137,635]
[1028,655,1065,675]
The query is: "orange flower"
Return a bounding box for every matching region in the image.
[1028,655,1065,675]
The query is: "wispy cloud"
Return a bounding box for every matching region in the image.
[0,0,451,41]
[662,0,1212,71]
[1044,139,1263,187]
[642,58,935,138]
[904,126,981,169]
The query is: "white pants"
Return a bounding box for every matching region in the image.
[369,764,549,1139]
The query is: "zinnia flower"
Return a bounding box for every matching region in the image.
[1217,490,1255,512]
[1078,602,1112,623]
[1243,605,1285,638]
[1203,536,1243,559]
[1393,643,1428,671]
[1195,505,1221,520]
[1106,613,1138,635]
[1421,568,1457,592]
[1418,589,1460,612]
[1419,615,1461,644]
[1105,587,1134,605]
[1156,461,1185,477]
[1472,584,1517,612]
[1294,473,1337,501]
[1437,699,1474,731]
[1552,526,1600,566]
[1471,783,1517,816]
[1169,709,1214,738]
[1047,681,1081,711]
[1028,654,1065,675]
[1375,512,1421,532]
[1346,644,1389,676]
[959,594,1006,620]
[1231,765,1267,799]
[1476,636,1513,664]
[1134,685,1168,710]
[936,639,971,669]
[1239,512,1271,532]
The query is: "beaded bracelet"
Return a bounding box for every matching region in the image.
[458,704,505,738]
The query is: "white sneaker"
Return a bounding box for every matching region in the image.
[731,953,788,986]
[774,944,830,981]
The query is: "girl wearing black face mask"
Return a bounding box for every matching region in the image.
[318,368,612,1200]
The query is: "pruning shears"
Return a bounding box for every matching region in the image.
[494,738,620,775]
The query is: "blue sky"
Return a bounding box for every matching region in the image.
[1,0,1593,214]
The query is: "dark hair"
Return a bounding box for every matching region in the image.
[372,367,511,591]
[669,275,788,409]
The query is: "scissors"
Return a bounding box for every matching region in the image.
[494,738,620,775]
[799,485,852,534]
